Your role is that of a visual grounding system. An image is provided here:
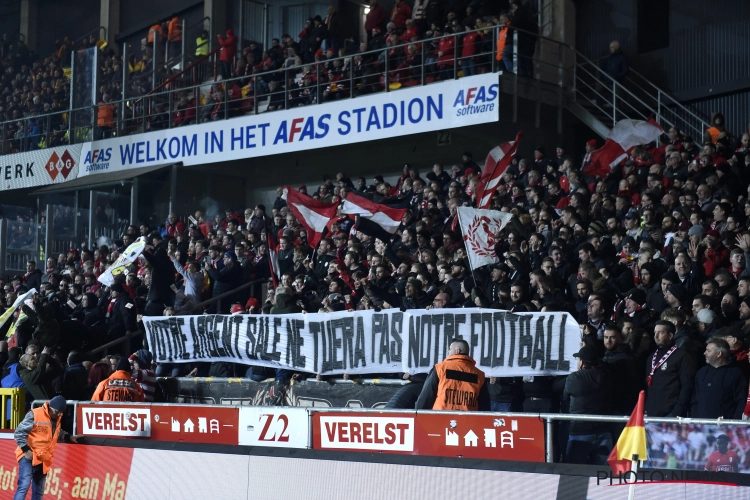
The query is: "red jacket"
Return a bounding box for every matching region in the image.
[390,2,412,29]
[365,4,387,32]
[218,29,237,63]
[437,36,455,67]
[462,32,478,58]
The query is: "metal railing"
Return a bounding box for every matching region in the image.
[72,26,107,49]
[0,24,707,154]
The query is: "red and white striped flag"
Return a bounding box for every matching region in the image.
[475,132,523,209]
[282,186,338,250]
[340,192,406,236]
[583,118,663,178]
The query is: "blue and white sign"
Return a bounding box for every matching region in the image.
[78,74,499,177]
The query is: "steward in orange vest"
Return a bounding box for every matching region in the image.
[415,340,489,410]
[91,357,145,402]
[14,396,81,498]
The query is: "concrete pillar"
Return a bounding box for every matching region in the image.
[100,0,121,50]
[20,0,38,51]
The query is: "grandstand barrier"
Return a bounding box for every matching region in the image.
[24,399,750,473]
[0,437,746,500]
[0,388,25,429]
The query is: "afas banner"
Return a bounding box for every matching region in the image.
[77,74,498,177]
[0,144,81,191]
[311,411,545,461]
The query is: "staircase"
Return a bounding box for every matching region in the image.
[504,29,709,141]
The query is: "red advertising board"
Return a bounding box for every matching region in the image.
[76,403,239,445]
[312,411,545,462]
[0,439,133,499]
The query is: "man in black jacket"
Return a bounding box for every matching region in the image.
[563,345,614,465]
[107,283,137,338]
[690,337,747,419]
[140,245,175,316]
[645,320,696,417]
[206,250,243,314]
[601,324,639,415]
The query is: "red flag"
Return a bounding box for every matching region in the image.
[340,192,406,235]
[282,186,338,250]
[584,118,664,178]
[475,132,523,209]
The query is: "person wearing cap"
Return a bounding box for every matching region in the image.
[106,282,137,340]
[645,320,695,417]
[13,395,80,499]
[695,308,719,339]
[621,288,654,330]
[705,434,739,472]
[624,210,648,241]
[129,349,156,402]
[691,337,747,420]
[563,345,614,465]
[581,139,598,171]
[415,338,489,411]
[91,357,145,402]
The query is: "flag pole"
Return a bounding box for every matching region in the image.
[627,453,639,500]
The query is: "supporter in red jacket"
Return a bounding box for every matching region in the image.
[390,0,412,30]
[461,27,478,76]
[364,0,387,38]
[217,29,237,79]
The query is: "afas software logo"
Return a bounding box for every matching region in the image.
[46,149,76,181]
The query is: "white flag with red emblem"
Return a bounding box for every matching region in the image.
[282,186,338,249]
[475,131,523,209]
[457,207,513,271]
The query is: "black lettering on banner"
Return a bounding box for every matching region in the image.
[205,316,221,356]
[342,317,355,370]
[284,318,306,368]
[321,321,332,372]
[371,313,385,363]
[268,317,282,361]
[545,315,557,371]
[157,320,173,360]
[233,316,244,360]
[419,315,432,368]
[532,316,546,370]
[254,316,266,359]
[506,314,518,367]
[329,318,345,370]
[195,317,208,358]
[469,314,480,358]
[430,314,444,364]
[309,321,322,372]
[149,322,165,361]
[518,316,532,367]
[188,318,201,359]
[353,317,366,368]
[558,314,570,371]
[245,317,258,360]
[390,312,402,362]
[169,317,188,359]
[408,315,418,368]
[442,314,455,359]
[379,316,390,364]
[492,312,506,367]
[218,316,232,358]
[478,313,491,367]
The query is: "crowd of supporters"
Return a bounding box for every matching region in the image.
[1,110,750,462]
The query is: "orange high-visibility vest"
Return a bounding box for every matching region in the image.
[14,403,62,474]
[433,354,485,411]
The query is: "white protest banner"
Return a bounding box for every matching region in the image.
[98,238,146,286]
[143,309,578,377]
[77,74,498,176]
[0,144,81,192]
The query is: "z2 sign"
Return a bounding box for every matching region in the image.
[238,407,309,449]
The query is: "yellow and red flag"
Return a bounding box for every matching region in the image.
[608,390,647,474]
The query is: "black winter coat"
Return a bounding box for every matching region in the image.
[644,345,695,417]
[141,247,175,306]
[690,361,747,419]
[602,344,640,415]
[563,366,614,434]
